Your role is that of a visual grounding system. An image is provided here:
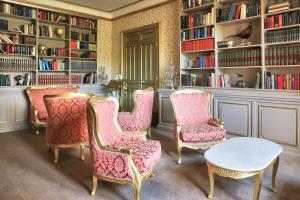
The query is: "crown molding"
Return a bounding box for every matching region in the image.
[9,0,172,19]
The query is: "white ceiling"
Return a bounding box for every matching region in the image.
[60,0,141,12]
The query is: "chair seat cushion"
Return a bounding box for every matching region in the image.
[38,111,48,120]
[110,136,161,176]
[180,122,226,143]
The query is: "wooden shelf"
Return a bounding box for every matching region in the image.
[71,70,97,73]
[71,39,96,44]
[70,25,96,30]
[265,7,300,17]
[0,30,36,37]
[216,15,260,26]
[39,56,69,59]
[182,37,214,42]
[181,24,214,31]
[265,65,300,68]
[38,70,69,72]
[39,36,69,41]
[182,49,214,53]
[71,49,96,52]
[265,24,300,31]
[182,67,215,70]
[71,57,96,61]
[218,44,261,50]
[218,66,262,69]
[182,3,214,13]
[0,42,36,46]
[0,53,35,57]
[265,41,300,46]
[0,69,35,72]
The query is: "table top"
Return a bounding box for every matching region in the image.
[204,137,283,172]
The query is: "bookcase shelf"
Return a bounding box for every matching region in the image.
[0,0,98,87]
[179,0,300,91]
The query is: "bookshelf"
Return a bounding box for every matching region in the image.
[179,0,300,91]
[0,0,98,86]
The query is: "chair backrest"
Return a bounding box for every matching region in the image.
[170,90,212,124]
[44,92,90,145]
[26,86,80,116]
[87,96,123,147]
[131,88,154,129]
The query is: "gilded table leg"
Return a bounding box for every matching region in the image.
[253,171,263,200]
[80,145,85,161]
[207,163,215,199]
[272,157,279,193]
[133,182,141,200]
[91,175,98,196]
[177,143,182,165]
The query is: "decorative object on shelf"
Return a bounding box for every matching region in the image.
[98,66,108,85]
[38,44,46,56]
[234,73,247,88]
[14,75,23,86]
[217,40,233,48]
[55,28,64,38]
[267,1,290,13]
[226,24,252,46]
[164,61,179,89]
[255,72,261,89]
[105,79,127,111]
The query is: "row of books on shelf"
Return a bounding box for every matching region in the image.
[0,44,35,55]
[39,25,58,38]
[216,2,260,23]
[0,34,36,45]
[181,73,215,87]
[265,27,300,44]
[181,9,214,29]
[184,53,215,68]
[181,38,214,52]
[38,75,69,85]
[70,41,96,51]
[0,57,36,71]
[265,46,300,66]
[38,10,67,23]
[46,48,67,57]
[71,51,96,59]
[267,1,290,14]
[71,31,96,43]
[71,61,97,71]
[181,26,214,41]
[218,49,261,67]
[39,59,68,71]
[265,10,300,29]
[0,74,10,86]
[70,16,96,29]
[264,72,299,90]
[181,0,213,10]
[0,3,36,18]
[20,24,35,35]
[0,19,7,31]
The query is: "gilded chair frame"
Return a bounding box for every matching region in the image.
[170,89,225,164]
[120,87,154,137]
[87,96,153,200]
[25,85,80,135]
[44,92,92,164]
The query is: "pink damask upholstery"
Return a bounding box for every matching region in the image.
[87,96,161,199]
[44,93,90,163]
[25,86,80,135]
[118,88,154,137]
[170,90,226,164]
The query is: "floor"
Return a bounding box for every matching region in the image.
[0,128,300,200]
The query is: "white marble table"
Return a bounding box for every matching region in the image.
[204,137,283,200]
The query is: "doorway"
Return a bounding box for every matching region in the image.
[122,24,159,123]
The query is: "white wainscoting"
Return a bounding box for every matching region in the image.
[158,88,300,156]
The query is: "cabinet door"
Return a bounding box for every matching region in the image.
[257,102,299,147]
[215,98,252,137]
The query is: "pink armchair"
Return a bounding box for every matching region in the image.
[25,86,80,135]
[118,88,154,137]
[170,90,226,164]
[87,96,161,199]
[44,92,92,163]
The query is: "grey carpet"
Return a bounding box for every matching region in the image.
[0,128,300,200]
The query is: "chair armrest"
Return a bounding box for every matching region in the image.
[104,146,133,155]
[208,118,224,129]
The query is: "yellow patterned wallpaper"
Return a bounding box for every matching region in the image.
[97,19,112,81]
[111,0,180,87]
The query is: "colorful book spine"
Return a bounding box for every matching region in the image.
[38,75,69,85]
[70,16,96,28]
[265,27,300,44]
[181,38,214,52]
[181,26,214,41]
[264,72,300,90]
[218,49,261,67]
[0,44,35,55]
[181,0,214,10]
[265,45,300,66]
[0,57,36,70]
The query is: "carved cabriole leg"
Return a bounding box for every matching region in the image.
[91,175,98,196]
[53,147,59,164]
[253,171,263,200]
[147,128,152,138]
[133,181,141,200]
[272,157,279,193]
[35,127,39,135]
[207,163,215,199]
[176,142,182,165]
[80,145,85,161]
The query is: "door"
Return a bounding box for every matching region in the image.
[123,25,159,117]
